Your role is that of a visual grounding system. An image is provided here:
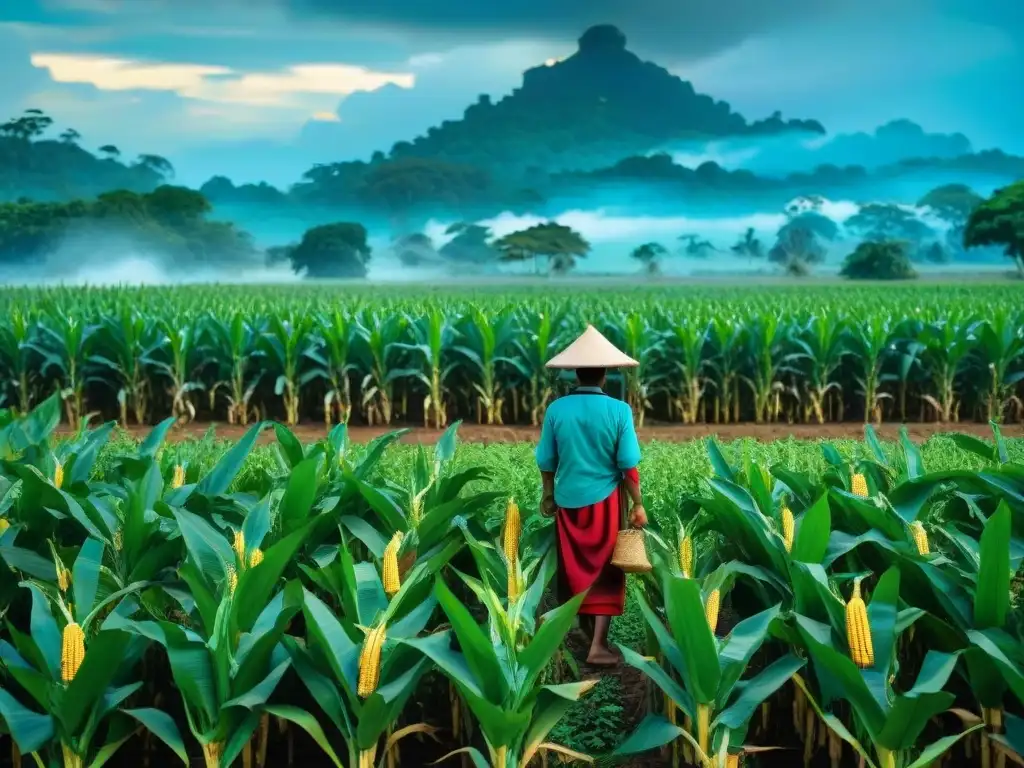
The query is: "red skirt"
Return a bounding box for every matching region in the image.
[555,468,639,616]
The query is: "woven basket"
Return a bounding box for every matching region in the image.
[610,529,652,574]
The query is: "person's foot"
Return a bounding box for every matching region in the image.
[586,646,620,666]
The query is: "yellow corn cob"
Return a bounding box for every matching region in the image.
[58,565,71,593]
[705,589,720,634]
[172,464,185,489]
[249,548,264,568]
[113,529,123,551]
[54,460,64,490]
[726,755,740,768]
[679,535,693,578]
[227,566,238,596]
[233,530,246,564]
[0,518,9,535]
[845,578,874,668]
[382,532,403,596]
[503,498,520,564]
[782,507,795,552]
[61,622,86,682]
[851,473,868,497]
[357,624,387,697]
[910,521,930,555]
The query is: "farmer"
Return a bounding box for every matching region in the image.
[536,325,647,667]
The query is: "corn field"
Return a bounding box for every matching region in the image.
[2,394,1024,767]
[0,283,1022,430]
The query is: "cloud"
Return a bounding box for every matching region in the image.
[29,53,415,108]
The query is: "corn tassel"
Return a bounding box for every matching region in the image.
[851,473,868,497]
[910,521,930,555]
[705,589,720,635]
[113,529,123,551]
[845,578,874,668]
[503,497,520,564]
[233,530,246,565]
[172,464,185,489]
[679,535,693,577]
[58,565,71,593]
[249,548,264,568]
[61,622,85,683]
[382,532,404,596]
[358,624,387,697]
[781,507,795,552]
[54,460,64,489]
[227,566,238,596]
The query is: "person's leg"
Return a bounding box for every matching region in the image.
[586,615,617,665]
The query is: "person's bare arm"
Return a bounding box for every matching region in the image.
[541,471,557,516]
[623,470,647,527]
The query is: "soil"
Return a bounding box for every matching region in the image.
[77,420,1023,445]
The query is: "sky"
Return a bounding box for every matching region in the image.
[1,0,1022,186]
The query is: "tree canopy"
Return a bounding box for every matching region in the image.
[0,186,254,266]
[840,240,917,280]
[963,181,1024,276]
[281,222,372,279]
[495,222,589,275]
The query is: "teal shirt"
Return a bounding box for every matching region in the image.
[535,387,642,509]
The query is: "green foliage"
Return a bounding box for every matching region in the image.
[0,186,254,266]
[494,222,590,275]
[277,222,372,278]
[840,240,918,280]
[964,180,1024,276]
[0,109,167,202]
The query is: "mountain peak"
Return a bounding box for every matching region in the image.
[577,24,628,55]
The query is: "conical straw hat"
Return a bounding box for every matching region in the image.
[546,325,638,369]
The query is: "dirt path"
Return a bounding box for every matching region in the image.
[72,420,1023,444]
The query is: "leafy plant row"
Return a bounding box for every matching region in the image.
[1,285,1022,428]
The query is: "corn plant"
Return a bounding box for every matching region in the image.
[306,309,358,426]
[793,568,983,768]
[290,540,442,768]
[258,313,316,426]
[34,311,93,429]
[87,307,163,426]
[0,561,187,768]
[617,582,805,767]
[201,311,261,426]
[405,576,594,768]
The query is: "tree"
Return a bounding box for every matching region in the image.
[439,223,497,264]
[144,185,212,227]
[840,240,917,280]
[679,234,718,259]
[285,222,371,279]
[769,221,827,272]
[964,181,1024,277]
[393,233,438,267]
[731,228,764,261]
[134,154,175,180]
[844,203,933,244]
[631,242,667,275]
[494,222,589,275]
[918,184,984,257]
[59,128,81,144]
[98,144,121,160]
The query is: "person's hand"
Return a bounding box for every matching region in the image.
[629,503,648,528]
[542,495,558,517]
